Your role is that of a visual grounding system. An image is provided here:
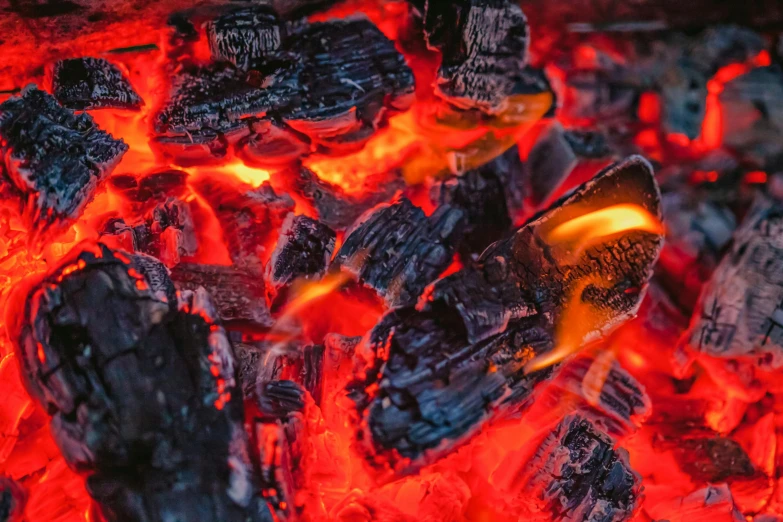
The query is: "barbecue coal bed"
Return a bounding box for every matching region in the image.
[1,1,783,522]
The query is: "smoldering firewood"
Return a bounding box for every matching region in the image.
[109,169,189,205]
[237,120,309,169]
[233,342,265,397]
[0,86,127,238]
[129,253,178,305]
[0,476,26,522]
[349,156,663,469]
[254,343,325,408]
[101,198,198,268]
[523,120,579,207]
[207,7,295,70]
[265,214,335,302]
[333,198,465,308]
[51,57,143,111]
[492,415,642,522]
[170,263,274,329]
[551,354,651,438]
[685,193,783,372]
[12,243,272,522]
[287,167,406,230]
[417,0,530,114]
[431,158,513,256]
[192,176,294,272]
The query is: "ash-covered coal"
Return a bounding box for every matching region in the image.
[51,57,143,111]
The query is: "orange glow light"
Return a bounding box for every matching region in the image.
[543,204,663,251]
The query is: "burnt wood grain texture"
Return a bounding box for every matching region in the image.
[11,243,273,522]
[347,156,663,471]
[51,57,143,111]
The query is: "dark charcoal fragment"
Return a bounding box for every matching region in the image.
[265,214,335,302]
[109,169,189,205]
[349,156,663,470]
[254,342,326,407]
[12,243,272,522]
[333,197,464,308]
[170,263,274,329]
[563,129,612,159]
[52,57,143,110]
[207,7,298,70]
[287,167,405,229]
[255,417,302,520]
[259,380,306,417]
[0,476,26,522]
[192,175,294,272]
[493,415,642,522]
[237,120,309,169]
[523,121,578,207]
[0,86,127,238]
[432,159,513,256]
[419,0,530,113]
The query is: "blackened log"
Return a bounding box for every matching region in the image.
[51,57,143,111]
[265,214,335,302]
[170,263,274,328]
[333,198,465,308]
[552,354,651,438]
[493,415,642,522]
[418,0,530,114]
[431,160,512,256]
[192,176,294,272]
[0,86,127,238]
[0,477,25,522]
[207,7,295,70]
[349,156,663,469]
[12,243,272,522]
[685,193,783,371]
[287,167,405,230]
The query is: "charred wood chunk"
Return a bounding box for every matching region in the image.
[420,0,530,113]
[233,342,264,397]
[334,197,465,308]
[129,253,178,305]
[720,66,783,150]
[686,193,783,371]
[350,156,663,469]
[432,159,512,256]
[287,167,405,230]
[648,484,745,522]
[302,344,324,406]
[207,7,294,70]
[494,415,642,522]
[274,18,415,152]
[52,57,143,111]
[563,130,612,159]
[254,342,324,410]
[553,354,651,437]
[192,176,294,272]
[676,436,757,483]
[109,169,189,205]
[12,243,271,522]
[255,418,303,519]
[0,476,26,522]
[0,86,127,237]
[259,380,306,418]
[170,263,273,329]
[661,60,708,139]
[237,120,309,169]
[265,214,335,302]
[524,121,578,207]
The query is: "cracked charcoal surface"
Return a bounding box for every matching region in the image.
[265,214,335,302]
[0,86,127,238]
[207,7,295,69]
[170,263,274,329]
[419,0,530,113]
[499,415,642,522]
[12,243,272,522]
[52,57,143,110]
[349,156,663,470]
[333,197,465,308]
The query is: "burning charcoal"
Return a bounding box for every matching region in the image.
[233,341,264,397]
[302,344,324,405]
[418,0,530,114]
[523,121,579,207]
[564,130,612,159]
[255,418,302,519]
[647,484,745,522]
[129,253,178,305]
[192,176,294,272]
[287,167,405,229]
[661,60,708,139]
[432,159,513,256]
[259,380,306,417]
[275,18,415,152]
[720,66,783,151]
[0,477,26,522]
[492,415,642,522]
[265,214,336,302]
[349,156,663,470]
[551,354,651,438]
[51,57,143,111]
[254,342,325,408]
[207,7,294,69]
[684,193,783,374]
[333,198,465,308]
[0,86,127,238]
[237,120,309,169]
[11,243,272,522]
[170,263,274,328]
[109,169,189,205]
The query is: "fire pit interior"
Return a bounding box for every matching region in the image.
[1,1,783,521]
